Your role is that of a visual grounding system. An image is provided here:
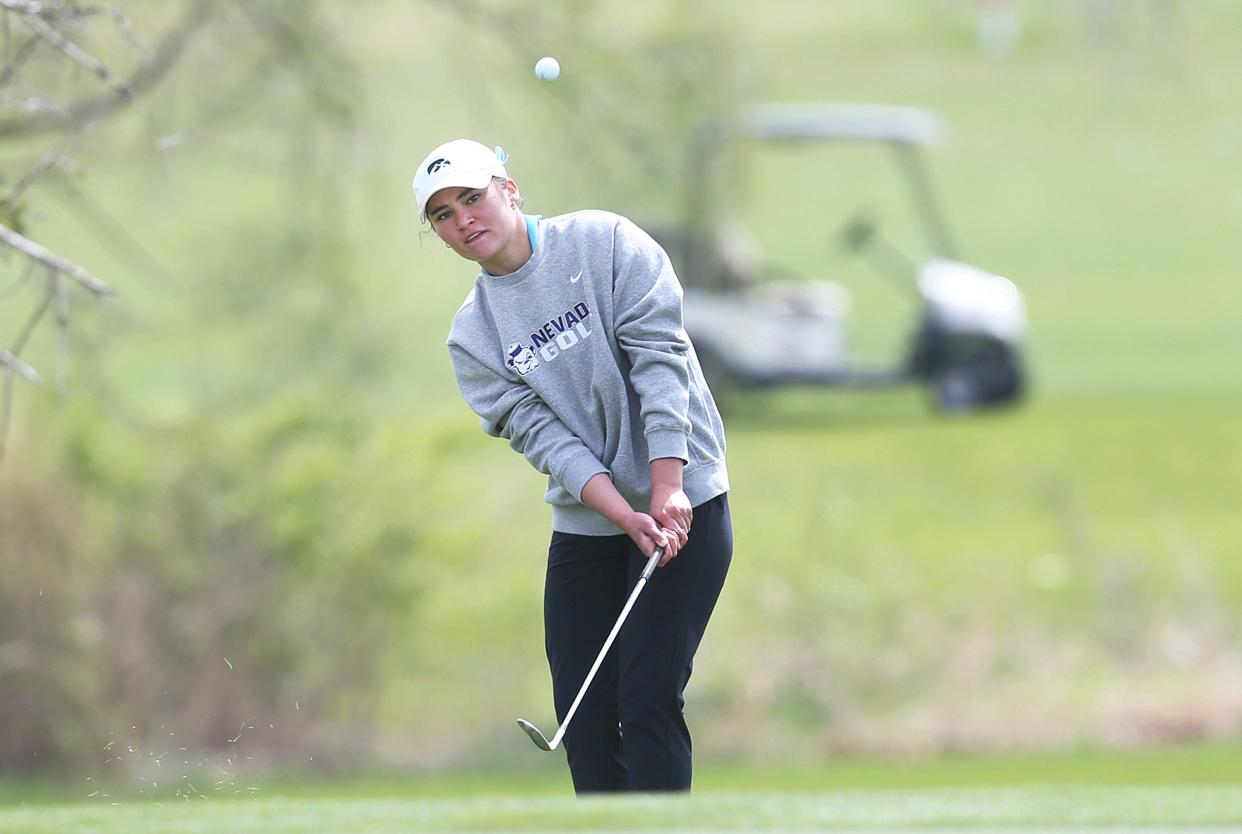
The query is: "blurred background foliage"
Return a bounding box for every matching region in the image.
[1,0,1241,786]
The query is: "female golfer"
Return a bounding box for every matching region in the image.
[414,138,732,793]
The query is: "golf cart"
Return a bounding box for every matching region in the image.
[653,103,1026,412]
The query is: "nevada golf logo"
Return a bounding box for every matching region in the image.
[507,301,594,376]
[506,342,540,376]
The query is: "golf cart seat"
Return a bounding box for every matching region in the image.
[649,218,856,387]
[684,280,852,385]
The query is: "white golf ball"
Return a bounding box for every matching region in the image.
[535,56,560,82]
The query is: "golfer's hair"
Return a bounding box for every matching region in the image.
[493,175,524,210]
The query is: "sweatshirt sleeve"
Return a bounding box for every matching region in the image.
[611,218,692,463]
[447,339,609,500]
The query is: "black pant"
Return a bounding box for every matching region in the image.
[544,493,732,794]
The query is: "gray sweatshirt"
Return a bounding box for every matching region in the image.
[446,209,729,535]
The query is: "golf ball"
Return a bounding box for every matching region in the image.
[535,56,560,82]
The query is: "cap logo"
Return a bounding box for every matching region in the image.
[426,158,451,175]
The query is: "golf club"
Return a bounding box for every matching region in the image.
[517,547,664,752]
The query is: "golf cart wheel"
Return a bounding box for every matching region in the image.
[933,348,1023,413]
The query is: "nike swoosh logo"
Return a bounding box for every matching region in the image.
[569,270,582,283]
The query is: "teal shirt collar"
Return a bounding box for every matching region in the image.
[482,214,540,277]
[525,214,541,250]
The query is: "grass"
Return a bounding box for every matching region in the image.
[3,787,1242,833]
[3,745,1241,832]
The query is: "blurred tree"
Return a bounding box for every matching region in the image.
[0,0,354,460]
[0,0,398,776]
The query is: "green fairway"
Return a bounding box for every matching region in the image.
[5,746,1241,832]
[2,785,1241,833]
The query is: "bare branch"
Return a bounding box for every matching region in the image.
[0,257,36,299]
[0,33,40,89]
[1,122,82,207]
[0,345,41,384]
[0,1,43,14]
[18,10,134,98]
[100,4,148,55]
[0,221,114,296]
[9,269,54,356]
[0,91,66,115]
[0,0,213,140]
[0,275,52,461]
[0,1,127,23]
[54,268,66,395]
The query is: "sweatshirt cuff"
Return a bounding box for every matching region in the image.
[558,450,610,502]
[646,428,689,463]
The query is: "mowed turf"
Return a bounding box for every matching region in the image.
[2,786,1240,833]
[5,746,1240,833]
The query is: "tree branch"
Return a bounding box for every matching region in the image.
[55,269,67,395]
[0,33,41,89]
[0,0,213,140]
[18,11,133,99]
[1,122,82,209]
[0,345,41,384]
[0,221,114,297]
[0,276,52,461]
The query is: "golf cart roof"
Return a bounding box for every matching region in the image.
[741,103,944,145]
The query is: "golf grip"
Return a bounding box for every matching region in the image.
[550,547,663,749]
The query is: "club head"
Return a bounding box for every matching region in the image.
[516,718,555,751]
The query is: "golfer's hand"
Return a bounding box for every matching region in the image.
[651,484,692,553]
[621,512,679,565]
[580,474,677,564]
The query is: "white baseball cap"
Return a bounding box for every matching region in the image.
[413,139,509,223]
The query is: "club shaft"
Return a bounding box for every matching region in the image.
[548,548,662,750]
